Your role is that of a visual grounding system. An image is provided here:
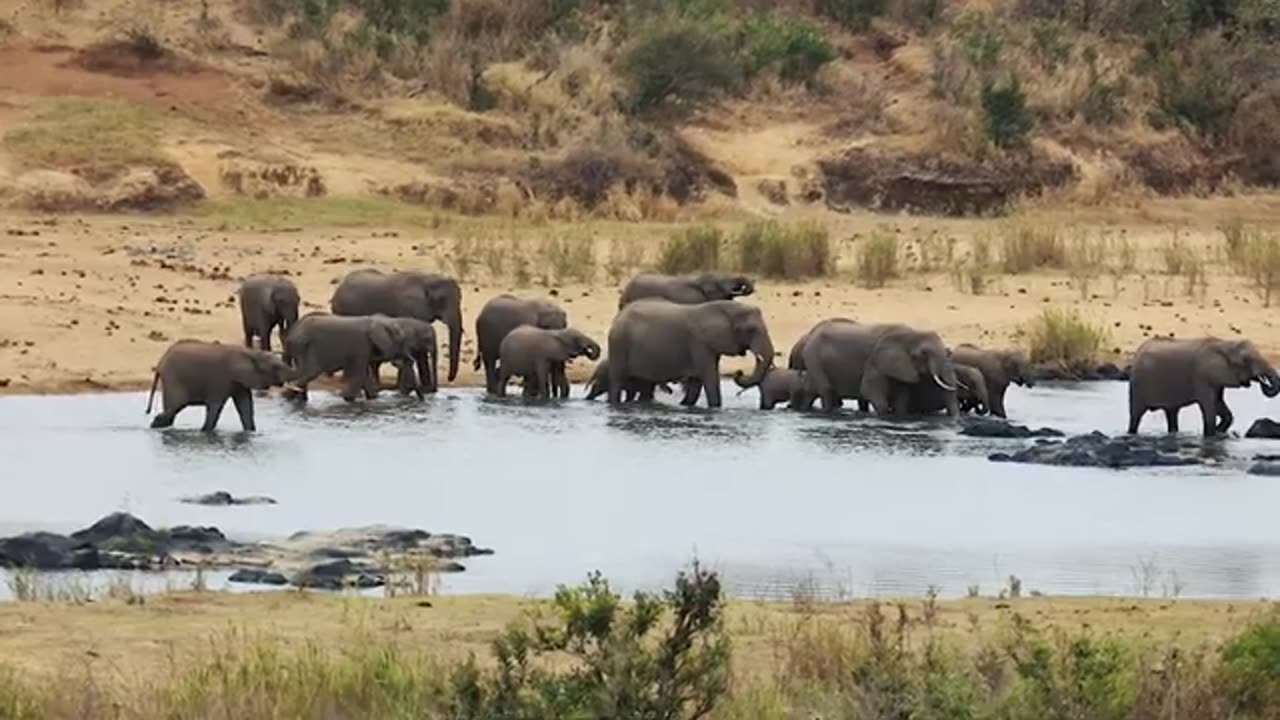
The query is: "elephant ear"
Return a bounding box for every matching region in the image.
[1201,343,1240,387]
[230,349,275,388]
[871,336,919,384]
[692,273,723,300]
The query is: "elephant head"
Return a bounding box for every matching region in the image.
[955,364,990,414]
[872,328,959,413]
[232,348,293,389]
[699,302,773,387]
[1000,350,1035,388]
[273,284,301,338]
[556,329,601,361]
[694,273,755,301]
[1211,339,1280,397]
[402,274,463,382]
[533,300,568,330]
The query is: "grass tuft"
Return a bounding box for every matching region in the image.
[2,98,170,173]
[735,220,833,279]
[855,228,899,289]
[656,225,723,274]
[1025,307,1110,372]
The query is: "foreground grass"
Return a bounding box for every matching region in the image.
[0,574,1277,719]
[2,98,171,172]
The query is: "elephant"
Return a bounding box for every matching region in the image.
[495,327,601,399]
[950,344,1034,418]
[330,269,463,383]
[237,273,300,352]
[145,340,293,432]
[787,317,858,411]
[282,313,416,403]
[606,299,775,408]
[1127,336,1280,436]
[734,367,805,410]
[618,272,754,309]
[584,358,674,402]
[474,295,567,396]
[801,322,960,416]
[905,363,989,416]
[377,317,438,397]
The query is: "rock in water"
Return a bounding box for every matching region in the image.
[180,491,278,506]
[960,417,1065,439]
[228,568,290,586]
[989,432,1205,468]
[1245,418,1280,439]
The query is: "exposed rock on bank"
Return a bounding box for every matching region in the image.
[960,418,1065,439]
[0,513,493,590]
[989,432,1209,468]
[1245,418,1280,439]
[180,491,277,506]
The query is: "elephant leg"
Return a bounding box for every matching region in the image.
[231,387,256,432]
[202,395,228,433]
[680,379,702,407]
[150,402,181,428]
[495,365,511,397]
[341,362,366,403]
[483,353,499,395]
[698,360,722,409]
[534,360,552,400]
[1163,408,1180,434]
[1196,386,1218,437]
[1215,389,1233,434]
[607,356,626,405]
[890,384,912,417]
[258,328,272,353]
[1126,386,1145,435]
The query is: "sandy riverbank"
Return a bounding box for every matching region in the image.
[2,202,1280,396]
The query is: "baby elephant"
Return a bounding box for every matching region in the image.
[238,273,300,352]
[496,327,600,399]
[584,357,673,402]
[146,339,293,432]
[735,367,805,410]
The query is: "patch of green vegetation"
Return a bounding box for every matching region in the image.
[2,98,170,171]
[188,196,445,230]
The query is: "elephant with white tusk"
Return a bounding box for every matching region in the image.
[801,322,960,416]
[146,340,293,432]
[905,363,989,416]
[606,299,775,409]
[1128,336,1280,436]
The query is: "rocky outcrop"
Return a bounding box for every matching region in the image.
[1245,419,1280,439]
[180,491,278,506]
[1029,361,1129,382]
[960,418,1065,439]
[0,514,494,590]
[989,432,1206,468]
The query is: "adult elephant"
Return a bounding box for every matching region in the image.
[802,322,959,416]
[1128,336,1280,436]
[606,299,774,408]
[146,340,293,432]
[618,272,754,309]
[950,344,1034,418]
[237,273,300,352]
[907,363,989,416]
[474,295,567,395]
[283,313,415,403]
[330,270,463,383]
[787,317,858,411]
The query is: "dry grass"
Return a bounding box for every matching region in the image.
[854,227,900,289]
[2,98,171,173]
[1025,307,1111,371]
[999,223,1065,274]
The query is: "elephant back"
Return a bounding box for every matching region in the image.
[331,270,402,317]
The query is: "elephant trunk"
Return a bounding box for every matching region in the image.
[1258,367,1280,398]
[446,308,463,382]
[145,372,159,414]
[736,333,775,388]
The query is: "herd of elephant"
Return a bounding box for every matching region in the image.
[144,268,1280,439]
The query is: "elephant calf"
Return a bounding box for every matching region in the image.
[585,358,673,402]
[372,317,438,398]
[146,340,293,432]
[496,327,600,399]
[906,364,989,416]
[283,313,415,403]
[237,273,300,352]
[735,367,806,410]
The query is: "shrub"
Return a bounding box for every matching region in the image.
[539,233,595,284]
[999,224,1065,274]
[1065,232,1106,299]
[1219,614,1280,714]
[618,14,740,115]
[605,237,647,285]
[734,221,833,279]
[819,0,888,30]
[954,233,995,295]
[1239,231,1280,307]
[1025,308,1110,371]
[981,75,1033,148]
[741,13,836,86]
[855,229,899,288]
[1081,46,1128,126]
[1146,34,1252,142]
[1160,232,1196,275]
[657,225,723,274]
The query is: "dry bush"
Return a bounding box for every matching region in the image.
[914,231,955,273]
[735,221,833,279]
[1159,231,1195,276]
[1025,307,1110,371]
[1065,230,1105,299]
[605,237,647,285]
[538,233,595,284]
[855,228,900,289]
[656,226,723,274]
[953,232,996,295]
[999,223,1064,274]
[1237,230,1280,307]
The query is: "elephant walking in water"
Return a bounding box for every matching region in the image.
[802,322,959,416]
[1128,336,1280,436]
[283,313,416,403]
[474,295,567,396]
[734,367,806,410]
[146,340,293,432]
[495,327,600,399]
[584,358,674,402]
[330,269,464,383]
[606,299,775,409]
[237,273,300,352]
[906,363,989,416]
[950,344,1034,418]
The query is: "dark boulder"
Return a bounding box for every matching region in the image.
[990,432,1206,468]
[1245,419,1280,439]
[1030,362,1131,382]
[960,417,1065,439]
[0,532,73,569]
[70,512,156,548]
[293,559,385,590]
[181,491,278,506]
[229,568,290,585]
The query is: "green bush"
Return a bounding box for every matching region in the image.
[1025,308,1110,371]
[741,13,836,85]
[819,0,888,30]
[981,75,1033,148]
[1219,614,1280,714]
[618,15,741,114]
[657,225,723,273]
[1146,35,1250,141]
[734,220,832,279]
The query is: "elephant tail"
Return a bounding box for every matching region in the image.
[145,371,159,414]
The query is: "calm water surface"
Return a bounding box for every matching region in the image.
[3,381,1280,600]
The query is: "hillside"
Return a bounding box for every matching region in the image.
[0,0,1276,217]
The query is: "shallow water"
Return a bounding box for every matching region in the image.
[3,381,1280,601]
